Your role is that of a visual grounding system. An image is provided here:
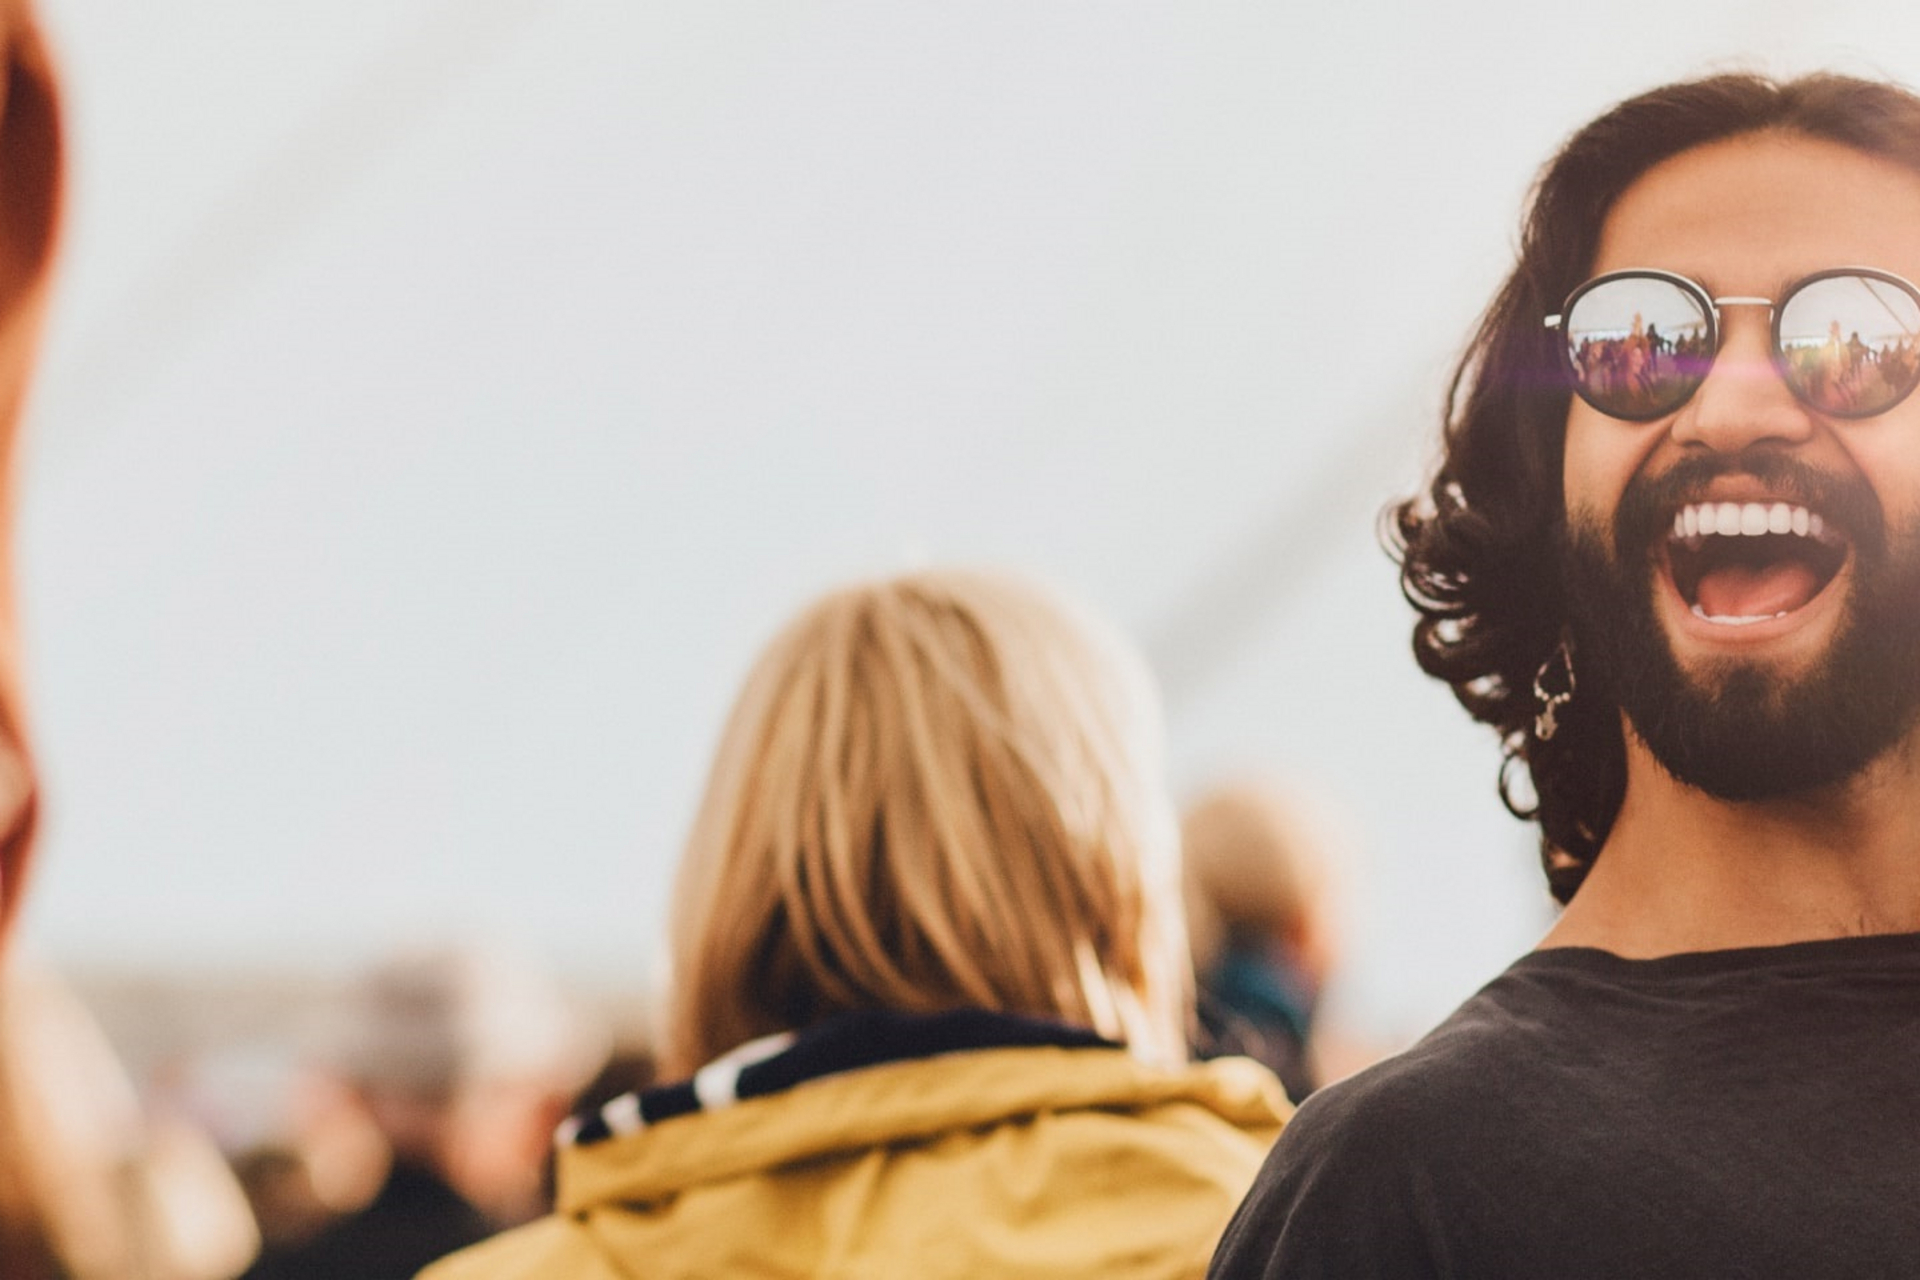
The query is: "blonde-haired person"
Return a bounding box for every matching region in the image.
[423,568,1288,1280]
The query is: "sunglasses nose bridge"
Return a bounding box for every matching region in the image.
[1707,300,1779,372]
[1699,351,1791,387]
[1673,305,1816,450]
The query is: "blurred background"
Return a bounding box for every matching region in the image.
[12,4,1920,1234]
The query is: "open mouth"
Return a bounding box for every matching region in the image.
[1666,501,1848,626]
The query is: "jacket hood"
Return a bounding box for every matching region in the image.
[424,1011,1288,1280]
[557,1009,1286,1211]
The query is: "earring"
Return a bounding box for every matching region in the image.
[1533,640,1575,742]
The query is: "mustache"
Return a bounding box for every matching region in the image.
[1610,451,1884,560]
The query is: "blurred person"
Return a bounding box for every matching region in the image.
[243,945,605,1280]
[1,967,260,1280]
[1181,781,1337,1103]
[205,1060,391,1261]
[0,0,55,949]
[229,1146,336,1262]
[424,568,1289,1280]
[0,10,272,1279]
[1213,73,1920,1278]
[0,4,77,1278]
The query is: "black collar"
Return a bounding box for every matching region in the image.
[564,1008,1116,1147]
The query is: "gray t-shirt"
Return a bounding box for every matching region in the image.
[1209,932,1920,1279]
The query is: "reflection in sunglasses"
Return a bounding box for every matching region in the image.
[1558,270,1920,419]
[1568,330,1712,419]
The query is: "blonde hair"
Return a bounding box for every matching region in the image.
[662,568,1189,1077]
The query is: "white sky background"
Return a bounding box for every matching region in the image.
[13,1,1920,1043]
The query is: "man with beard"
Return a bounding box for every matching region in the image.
[1210,73,1920,1279]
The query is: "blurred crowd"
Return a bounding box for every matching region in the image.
[0,2,1380,1277]
[3,576,1370,1280]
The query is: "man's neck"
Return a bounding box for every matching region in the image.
[1541,724,1920,957]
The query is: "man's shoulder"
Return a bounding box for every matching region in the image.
[1276,995,1522,1170]
[1313,960,1561,1114]
[1204,1050,1486,1278]
[1206,963,1582,1278]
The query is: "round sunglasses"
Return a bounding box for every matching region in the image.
[1544,267,1920,421]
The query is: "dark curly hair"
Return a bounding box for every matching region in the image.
[1390,72,1920,904]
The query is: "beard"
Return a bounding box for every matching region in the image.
[1560,452,1920,801]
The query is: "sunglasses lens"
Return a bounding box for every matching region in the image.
[1777,273,1920,416]
[1562,275,1713,419]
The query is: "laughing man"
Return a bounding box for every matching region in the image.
[1210,73,1920,1278]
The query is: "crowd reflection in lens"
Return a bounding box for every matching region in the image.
[1572,306,1920,419]
[1568,309,1711,417]
[1781,319,1919,414]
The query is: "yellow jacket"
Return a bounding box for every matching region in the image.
[422,1023,1286,1280]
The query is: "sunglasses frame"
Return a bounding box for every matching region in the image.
[1544,265,1920,422]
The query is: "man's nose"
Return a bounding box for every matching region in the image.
[1669,308,1815,451]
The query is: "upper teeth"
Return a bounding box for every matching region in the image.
[1670,501,1823,540]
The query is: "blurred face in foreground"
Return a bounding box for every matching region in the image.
[0,1,60,947]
